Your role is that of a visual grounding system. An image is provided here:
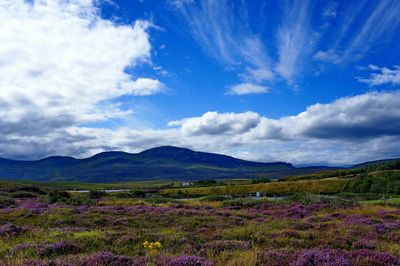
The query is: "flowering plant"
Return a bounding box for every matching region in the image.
[143,241,162,254]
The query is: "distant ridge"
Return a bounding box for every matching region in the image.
[351,158,400,169]
[0,146,339,182]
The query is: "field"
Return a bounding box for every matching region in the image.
[1,173,400,266]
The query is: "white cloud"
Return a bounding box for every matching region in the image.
[1,1,400,166]
[0,0,163,129]
[242,68,274,83]
[172,0,273,84]
[226,83,270,95]
[357,65,400,86]
[1,89,400,165]
[168,111,261,135]
[121,78,165,96]
[168,0,194,9]
[326,1,400,63]
[169,90,400,141]
[322,2,337,18]
[244,91,400,141]
[313,50,339,63]
[163,91,400,164]
[342,1,400,60]
[170,1,400,88]
[275,0,313,82]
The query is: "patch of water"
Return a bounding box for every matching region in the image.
[67,189,130,193]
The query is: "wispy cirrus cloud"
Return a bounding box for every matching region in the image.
[275,0,313,82]
[171,0,400,89]
[317,0,400,63]
[170,0,273,85]
[342,0,400,61]
[357,65,400,86]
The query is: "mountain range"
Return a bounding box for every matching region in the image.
[0,146,385,182]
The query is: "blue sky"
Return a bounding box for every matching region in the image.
[0,0,400,165]
[97,0,400,122]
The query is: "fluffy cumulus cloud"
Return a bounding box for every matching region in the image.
[226,83,270,95]
[255,91,400,140]
[168,111,261,135]
[165,91,400,164]
[169,91,400,141]
[1,86,400,164]
[0,0,163,131]
[1,1,400,165]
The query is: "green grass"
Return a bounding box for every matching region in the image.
[0,179,178,190]
[362,197,400,206]
[159,178,350,197]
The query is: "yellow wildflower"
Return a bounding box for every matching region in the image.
[143,240,162,253]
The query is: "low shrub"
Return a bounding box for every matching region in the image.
[89,190,107,199]
[350,250,400,266]
[11,191,38,198]
[0,223,26,236]
[288,193,356,206]
[83,252,148,266]
[167,255,213,266]
[199,195,231,201]
[257,250,294,266]
[201,240,250,255]
[144,196,176,204]
[37,241,80,257]
[252,178,271,184]
[18,186,46,195]
[0,196,16,208]
[293,249,350,266]
[65,195,94,206]
[48,190,70,204]
[222,198,269,207]
[114,190,146,198]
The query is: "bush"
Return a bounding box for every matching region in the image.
[287,193,356,206]
[293,249,350,266]
[89,190,107,199]
[144,196,176,204]
[11,191,38,198]
[252,178,271,184]
[193,180,217,187]
[199,195,232,201]
[18,186,46,194]
[345,171,400,194]
[37,241,80,257]
[167,255,213,266]
[0,223,26,236]
[114,192,133,198]
[48,190,70,203]
[0,196,16,208]
[222,198,269,207]
[114,190,146,198]
[131,190,146,198]
[65,195,94,206]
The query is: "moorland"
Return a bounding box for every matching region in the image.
[1,150,400,265]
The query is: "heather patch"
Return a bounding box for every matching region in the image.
[1,192,400,265]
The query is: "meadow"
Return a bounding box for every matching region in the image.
[0,174,400,266]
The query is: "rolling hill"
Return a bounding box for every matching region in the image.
[351,158,400,169]
[0,146,339,182]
